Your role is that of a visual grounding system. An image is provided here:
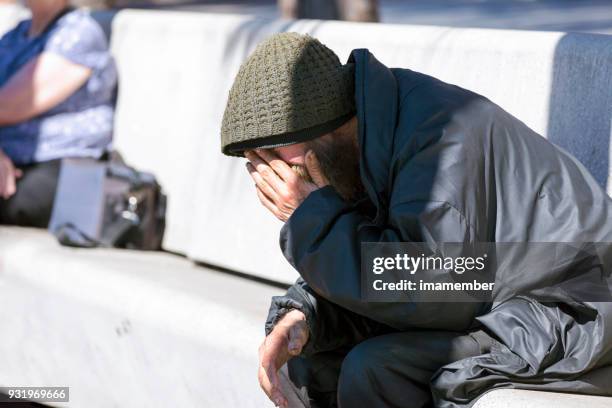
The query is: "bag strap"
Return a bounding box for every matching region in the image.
[54,214,138,249]
[39,6,75,37]
[4,7,75,82]
[53,223,99,248]
[99,215,137,247]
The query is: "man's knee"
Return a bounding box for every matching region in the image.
[337,339,384,405]
[286,352,345,407]
[336,335,436,408]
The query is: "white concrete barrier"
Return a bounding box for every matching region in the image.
[0,227,279,407]
[109,11,300,283]
[473,389,612,408]
[108,11,612,284]
[0,3,28,36]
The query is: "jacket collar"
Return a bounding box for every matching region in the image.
[349,49,398,224]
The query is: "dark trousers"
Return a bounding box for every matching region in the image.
[0,159,61,228]
[280,330,494,408]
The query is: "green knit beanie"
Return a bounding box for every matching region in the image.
[221,32,355,157]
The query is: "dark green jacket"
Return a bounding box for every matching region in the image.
[266,49,612,405]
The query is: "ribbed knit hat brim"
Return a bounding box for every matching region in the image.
[221,32,355,157]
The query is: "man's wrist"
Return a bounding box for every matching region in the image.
[265,296,306,336]
[277,309,309,347]
[275,309,307,333]
[280,309,306,324]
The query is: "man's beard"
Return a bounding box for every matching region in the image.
[297,135,364,202]
[291,164,313,183]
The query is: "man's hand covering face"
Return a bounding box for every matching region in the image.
[246,149,329,222]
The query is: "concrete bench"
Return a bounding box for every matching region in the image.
[1,6,612,407]
[0,227,281,407]
[473,389,612,408]
[3,232,611,408]
[2,227,612,408]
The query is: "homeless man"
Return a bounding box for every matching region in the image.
[220,33,612,408]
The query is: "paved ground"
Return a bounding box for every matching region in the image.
[164,0,612,34]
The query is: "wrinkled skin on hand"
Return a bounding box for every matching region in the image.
[258,309,309,407]
[246,149,329,222]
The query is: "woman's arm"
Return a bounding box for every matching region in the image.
[0,52,92,126]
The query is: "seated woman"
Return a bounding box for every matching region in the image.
[0,0,117,228]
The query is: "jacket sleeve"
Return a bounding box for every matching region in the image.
[279,185,479,331]
[265,278,392,356]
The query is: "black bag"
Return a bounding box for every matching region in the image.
[48,153,166,250]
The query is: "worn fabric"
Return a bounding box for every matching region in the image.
[0,159,61,228]
[0,9,117,165]
[432,298,612,407]
[221,33,355,157]
[280,330,494,408]
[267,48,612,406]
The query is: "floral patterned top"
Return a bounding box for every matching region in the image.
[0,9,117,165]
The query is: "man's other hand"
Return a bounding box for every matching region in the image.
[0,150,22,199]
[258,309,309,407]
[246,149,328,222]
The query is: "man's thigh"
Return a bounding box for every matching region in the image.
[0,159,61,228]
[283,330,491,408]
[282,348,348,408]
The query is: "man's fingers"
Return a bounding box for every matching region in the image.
[245,151,284,192]
[258,364,274,397]
[254,149,296,182]
[287,339,303,356]
[264,360,287,407]
[305,150,329,188]
[259,339,289,407]
[259,364,287,407]
[288,323,308,356]
[258,342,274,399]
[15,168,23,179]
[247,162,279,202]
[255,186,285,221]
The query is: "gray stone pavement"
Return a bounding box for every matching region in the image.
[165,0,612,34]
